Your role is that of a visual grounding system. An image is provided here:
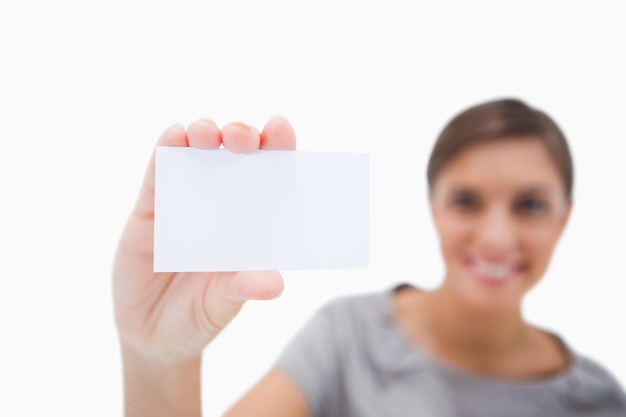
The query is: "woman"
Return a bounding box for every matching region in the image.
[113,99,626,416]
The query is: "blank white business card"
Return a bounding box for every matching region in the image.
[154,147,369,271]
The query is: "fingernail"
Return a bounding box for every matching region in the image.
[230,121,259,134]
[195,117,217,126]
[271,114,290,122]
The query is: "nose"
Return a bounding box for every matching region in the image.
[475,205,518,254]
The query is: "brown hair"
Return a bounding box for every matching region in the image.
[427,98,574,200]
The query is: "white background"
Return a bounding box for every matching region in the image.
[1,0,625,415]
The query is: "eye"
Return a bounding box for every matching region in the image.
[451,192,480,211]
[516,198,547,215]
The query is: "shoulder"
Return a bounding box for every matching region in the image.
[319,288,391,313]
[276,285,402,364]
[273,286,403,417]
[312,285,423,372]
[276,285,398,356]
[557,347,626,411]
[313,286,397,331]
[319,283,412,316]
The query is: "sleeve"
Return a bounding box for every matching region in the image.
[273,300,347,417]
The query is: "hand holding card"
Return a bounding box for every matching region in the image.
[112,118,300,415]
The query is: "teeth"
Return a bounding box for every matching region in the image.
[474,261,515,281]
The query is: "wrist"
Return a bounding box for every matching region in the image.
[121,344,202,417]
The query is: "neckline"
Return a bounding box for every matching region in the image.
[383,286,579,388]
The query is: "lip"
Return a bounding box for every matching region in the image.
[465,257,524,286]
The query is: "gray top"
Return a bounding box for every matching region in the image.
[275,287,626,417]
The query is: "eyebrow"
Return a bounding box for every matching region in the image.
[514,185,562,195]
[444,184,562,196]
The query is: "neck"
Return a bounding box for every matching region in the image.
[420,284,530,361]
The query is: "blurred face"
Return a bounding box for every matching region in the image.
[429,138,571,311]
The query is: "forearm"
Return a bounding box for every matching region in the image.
[121,346,202,417]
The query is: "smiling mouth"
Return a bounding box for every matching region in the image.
[467,258,523,283]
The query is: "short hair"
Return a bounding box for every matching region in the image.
[427,98,574,200]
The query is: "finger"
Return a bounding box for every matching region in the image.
[217,270,285,302]
[187,119,222,149]
[134,124,188,219]
[221,121,261,153]
[260,115,296,150]
[156,123,189,147]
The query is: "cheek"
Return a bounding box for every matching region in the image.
[519,225,563,271]
[436,216,474,261]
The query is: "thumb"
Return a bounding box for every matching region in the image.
[218,270,285,301]
[202,271,285,333]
